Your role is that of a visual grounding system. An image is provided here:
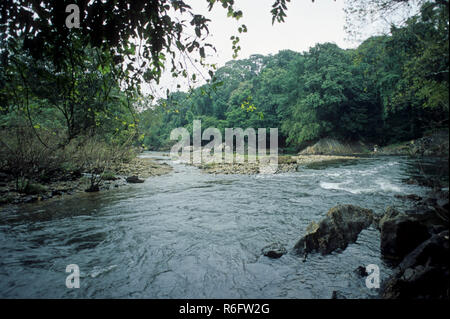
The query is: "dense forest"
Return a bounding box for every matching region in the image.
[139,1,449,152]
[0,0,448,192]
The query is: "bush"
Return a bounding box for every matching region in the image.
[101,171,117,181]
[0,125,63,190]
[0,125,137,192]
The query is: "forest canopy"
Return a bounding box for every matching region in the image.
[0,0,448,192]
[0,0,292,190]
[138,1,449,151]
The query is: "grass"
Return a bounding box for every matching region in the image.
[101,171,118,181]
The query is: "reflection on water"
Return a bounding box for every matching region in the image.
[0,152,446,298]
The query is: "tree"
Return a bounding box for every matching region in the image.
[0,0,294,90]
[282,43,379,147]
[0,36,137,144]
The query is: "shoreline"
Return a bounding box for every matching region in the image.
[192,155,362,175]
[2,150,447,207]
[0,156,172,207]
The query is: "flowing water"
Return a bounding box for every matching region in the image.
[0,153,447,298]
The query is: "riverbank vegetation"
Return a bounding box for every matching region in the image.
[0,0,295,201]
[0,40,146,198]
[1,0,448,202]
[139,1,448,154]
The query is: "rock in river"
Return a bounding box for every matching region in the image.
[262,243,287,259]
[381,230,449,299]
[354,266,369,277]
[379,206,441,265]
[293,204,374,255]
[126,176,145,183]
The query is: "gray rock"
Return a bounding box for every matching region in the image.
[379,206,441,264]
[355,266,368,277]
[394,194,422,201]
[262,243,287,259]
[398,230,449,272]
[85,185,100,192]
[294,204,374,255]
[381,230,449,299]
[51,189,63,196]
[23,195,38,203]
[299,138,369,155]
[126,176,145,183]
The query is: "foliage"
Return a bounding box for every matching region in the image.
[0,0,448,186]
[138,1,448,151]
[0,0,294,93]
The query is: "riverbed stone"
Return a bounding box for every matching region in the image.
[23,195,38,203]
[195,155,357,175]
[85,185,100,192]
[262,243,287,258]
[381,230,449,299]
[51,189,65,196]
[379,206,440,264]
[126,176,145,183]
[394,194,422,201]
[293,204,374,255]
[354,266,369,277]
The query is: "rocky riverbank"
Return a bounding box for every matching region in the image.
[292,186,449,299]
[291,129,449,158]
[378,188,449,299]
[377,130,449,157]
[194,155,358,175]
[0,157,172,207]
[299,138,370,155]
[110,157,172,179]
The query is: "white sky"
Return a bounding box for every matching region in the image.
[194,0,354,64]
[145,0,356,98]
[145,0,419,99]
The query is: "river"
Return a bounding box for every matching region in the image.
[0,152,447,298]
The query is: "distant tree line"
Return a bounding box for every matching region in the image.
[138,1,448,151]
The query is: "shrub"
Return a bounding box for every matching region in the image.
[101,171,117,181]
[0,125,137,192]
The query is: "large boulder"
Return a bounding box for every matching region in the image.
[294,205,374,255]
[381,230,449,299]
[379,206,442,264]
[299,138,369,155]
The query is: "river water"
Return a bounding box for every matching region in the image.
[0,153,447,298]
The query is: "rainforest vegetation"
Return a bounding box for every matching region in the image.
[0,0,448,192]
[139,1,449,151]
